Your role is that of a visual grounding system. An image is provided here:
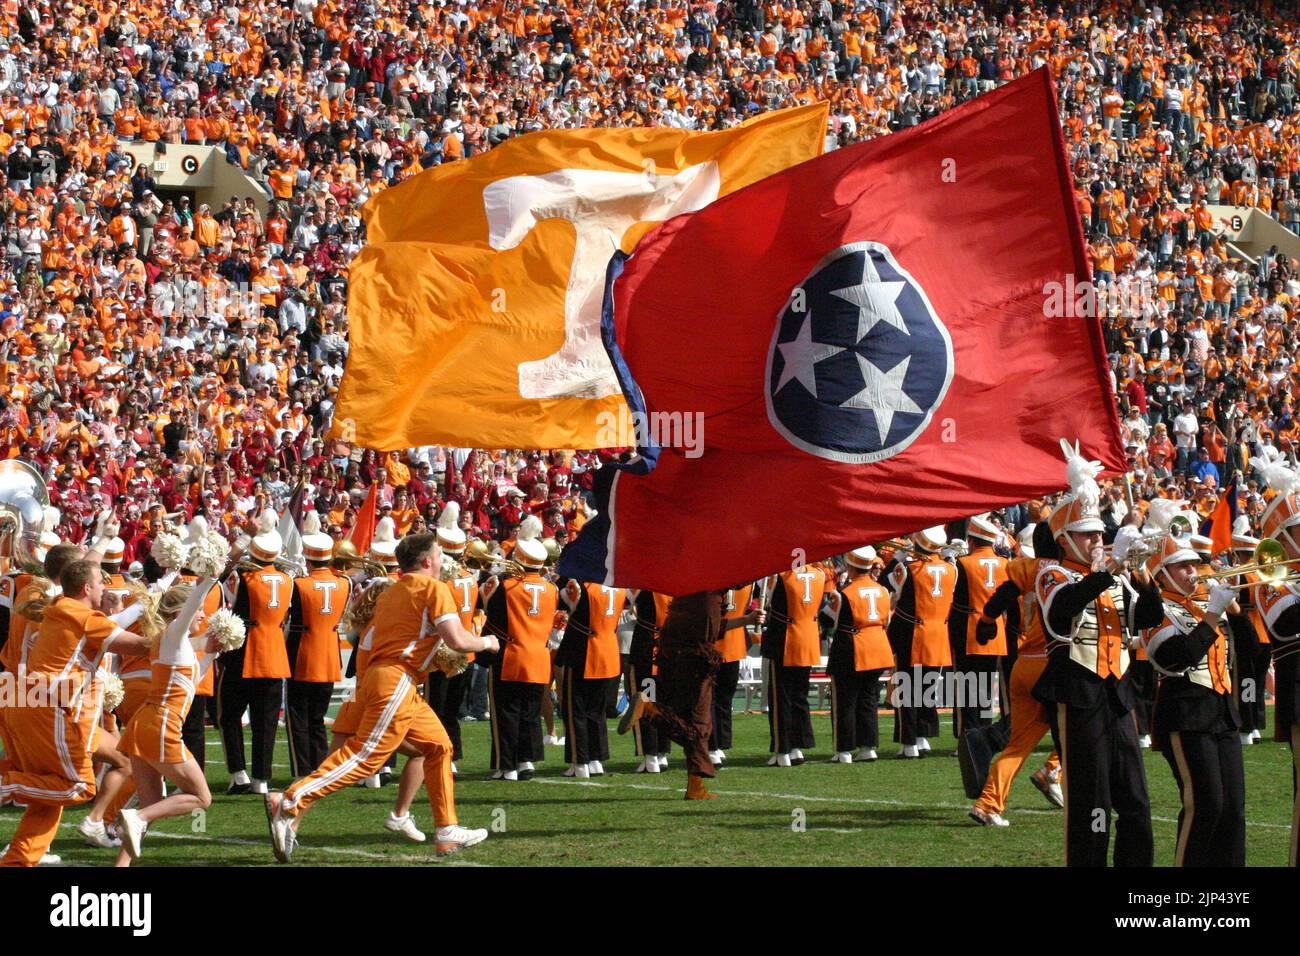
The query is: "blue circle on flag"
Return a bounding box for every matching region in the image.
[764,242,954,463]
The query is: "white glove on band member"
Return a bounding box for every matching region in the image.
[1110,525,1142,563]
[1207,584,1236,617]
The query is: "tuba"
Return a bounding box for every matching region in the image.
[0,460,50,575]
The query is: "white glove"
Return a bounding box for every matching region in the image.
[1110,525,1142,563]
[1207,584,1236,616]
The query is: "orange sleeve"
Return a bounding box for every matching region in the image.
[426,579,459,625]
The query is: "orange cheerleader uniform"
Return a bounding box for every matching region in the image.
[118,578,218,765]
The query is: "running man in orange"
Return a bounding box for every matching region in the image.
[0,560,153,866]
[265,532,499,862]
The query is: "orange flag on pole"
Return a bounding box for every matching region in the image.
[348,483,378,556]
[331,103,829,451]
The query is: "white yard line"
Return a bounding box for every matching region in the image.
[526,776,1291,829]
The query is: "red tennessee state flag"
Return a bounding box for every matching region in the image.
[559,69,1125,595]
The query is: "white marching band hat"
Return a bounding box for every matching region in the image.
[301,511,335,562]
[436,501,466,554]
[249,509,283,563]
[846,545,880,569]
[369,516,399,567]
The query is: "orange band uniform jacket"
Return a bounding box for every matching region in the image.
[233,565,295,679]
[288,569,353,683]
[557,581,626,680]
[484,573,559,683]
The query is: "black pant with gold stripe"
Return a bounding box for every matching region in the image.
[1050,694,1153,867]
[1161,726,1246,866]
[829,669,884,752]
[425,671,469,761]
[767,662,814,754]
[285,680,333,777]
[181,693,209,770]
[626,662,669,758]
[952,653,997,740]
[563,671,617,765]
[488,673,545,773]
[1127,659,1156,737]
[709,660,740,751]
[894,665,943,745]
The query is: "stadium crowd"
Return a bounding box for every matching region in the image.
[0,0,1298,553]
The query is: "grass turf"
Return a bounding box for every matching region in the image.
[2,707,1293,866]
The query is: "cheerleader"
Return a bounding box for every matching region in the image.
[114,534,240,865]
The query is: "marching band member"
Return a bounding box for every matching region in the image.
[0,560,152,866]
[1224,530,1268,745]
[1031,441,1163,867]
[886,527,954,759]
[710,582,754,765]
[627,587,672,772]
[557,579,627,777]
[1143,540,1245,866]
[114,532,236,865]
[369,517,401,578]
[620,590,762,799]
[427,503,477,772]
[265,532,499,862]
[823,547,892,763]
[219,510,292,796]
[949,514,1010,739]
[1247,459,1300,865]
[481,526,557,781]
[968,523,1064,826]
[761,560,833,766]
[285,515,352,778]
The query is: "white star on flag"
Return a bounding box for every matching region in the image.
[830,254,908,342]
[840,353,923,444]
[775,314,844,398]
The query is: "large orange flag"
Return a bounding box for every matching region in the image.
[332,103,828,450]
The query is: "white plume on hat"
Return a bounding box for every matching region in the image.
[42,506,61,535]
[1232,514,1251,536]
[518,514,543,543]
[1250,455,1298,494]
[1144,497,1187,533]
[302,511,322,536]
[515,536,548,568]
[249,508,283,562]
[370,516,398,560]
[300,510,334,561]
[436,501,466,552]
[1060,438,1102,510]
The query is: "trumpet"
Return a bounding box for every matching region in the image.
[465,538,526,578]
[1201,538,1300,590]
[1103,529,1169,565]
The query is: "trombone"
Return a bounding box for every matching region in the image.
[1201,538,1300,591]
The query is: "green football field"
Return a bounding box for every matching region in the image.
[2,707,1294,867]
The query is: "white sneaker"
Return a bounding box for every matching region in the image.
[518,761,534,773]
[766,753,792,767]
[855,748,878,762]
[118,808,146,859]
[250,779,269,795]
[0,844,62,865]
[897,745,920,759]
[587,760,604,776]
[363,774,382,788]
[384,812,427,843]
[76,817,121,849]
[1031,767,1065,808]
[791,748,804,761]
[916,737,931,752]
[500,770,519,781]
[716,750,727,764]
[1137,734,1152,749]
[434,824,488,856]
[542,734,556,746]
[830,751,853,763]
[553,736,565,747]
[636,758,660,774]
[451,762,458,775]
[267,808,296,863]
[656,754,668,769]
[1240,732,1255,746]
[968,806,1011,827]
[563,764,590,778]
[709,750,723,766]
[1252,729,1262,742]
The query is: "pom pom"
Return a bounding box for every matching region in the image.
[518,514,543,542]
[206,608,247,652]
[101,672,125,713]
[188,531,231,578]
[151,532,189,569]
[431,641,470,677]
